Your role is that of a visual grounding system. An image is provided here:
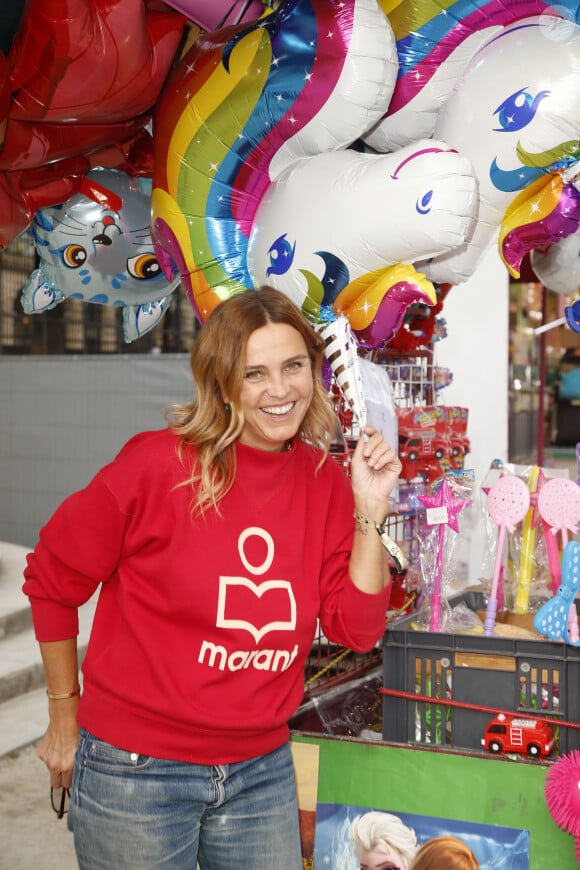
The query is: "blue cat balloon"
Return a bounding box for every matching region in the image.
[21,168,181,341]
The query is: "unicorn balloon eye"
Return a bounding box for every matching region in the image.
[266,233,296,278]
[416,190,434,215]
[493,87,551,133]
[57,244,88,268]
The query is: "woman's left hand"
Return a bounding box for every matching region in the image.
[350,427,402,517]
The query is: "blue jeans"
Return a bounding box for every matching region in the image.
[68,730,302,869]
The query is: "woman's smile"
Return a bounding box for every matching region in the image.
[238,322,314,451]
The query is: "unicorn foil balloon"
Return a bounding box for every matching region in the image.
[532,229,580,294]
[418,16,580,284]
[366,0,580,151]
[151,0,478,349]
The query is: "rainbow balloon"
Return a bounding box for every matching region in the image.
[151,0,399,327]
[151,0,484,348]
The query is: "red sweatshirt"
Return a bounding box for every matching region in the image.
[23,429,389,764]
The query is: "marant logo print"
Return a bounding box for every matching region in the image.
[216,527,296,642]
[197,527,299,673]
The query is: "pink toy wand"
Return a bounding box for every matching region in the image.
[418,477,471,632]
[484,475,530,637]
[533,470,563,596]
[538,477,580,594]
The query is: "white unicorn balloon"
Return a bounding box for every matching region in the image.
[247,140,477,346]
[152,0,479,350]
[417,17,580,284]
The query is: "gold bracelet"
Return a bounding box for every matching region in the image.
[46,687,81,700]
[353,510,408,573]
[353,509,383,529]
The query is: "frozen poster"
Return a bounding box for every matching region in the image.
[313,802,530,870]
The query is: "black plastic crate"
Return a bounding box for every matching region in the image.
[382,591,580,755]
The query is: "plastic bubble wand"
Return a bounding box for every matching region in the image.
[514,465,540,614]
[539,477,580,596]
[484,475,530,637]
[532,469,564,596]
[418,477,471,632]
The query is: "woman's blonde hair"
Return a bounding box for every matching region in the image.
[166,286,336,514]
[411,836,479,870]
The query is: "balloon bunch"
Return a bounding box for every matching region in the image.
[0,0,186,250]
[151,0,476,350]
[151,0,580,352]
[4,0,580,348]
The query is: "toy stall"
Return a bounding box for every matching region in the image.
[3,0,580,868]
[290,332,580,868]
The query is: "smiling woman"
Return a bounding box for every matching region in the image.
[238,323,315,453]
[23,285,403,870]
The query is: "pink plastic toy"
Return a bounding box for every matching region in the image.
[533,470,564,595]
[538,477,580,544]
[484,475,530,636]
[539,477,580,594]
[418,477,471,632]
[545,749,580,863]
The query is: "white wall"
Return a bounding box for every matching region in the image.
[435,246,510,584]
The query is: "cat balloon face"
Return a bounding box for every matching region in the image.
[21,168,181,339]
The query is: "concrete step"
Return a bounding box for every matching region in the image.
[0,542,32,639]
[0,542,96,757]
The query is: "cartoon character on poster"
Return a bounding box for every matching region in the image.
[21,168,181,341]
[349,811,419,869]
[313,803,530,870]
[152,0,478,350]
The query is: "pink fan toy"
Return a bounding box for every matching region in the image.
[545,749,580,864]
[539,477,580,594]
[484,475,530,637]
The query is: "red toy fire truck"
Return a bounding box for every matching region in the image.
[481,713,554,759]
